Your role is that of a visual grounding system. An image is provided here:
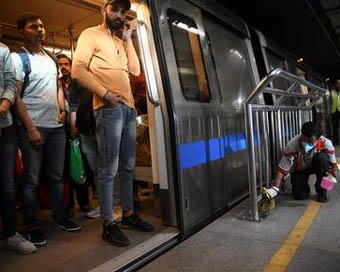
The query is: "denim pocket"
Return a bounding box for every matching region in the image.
[104,102,120,111]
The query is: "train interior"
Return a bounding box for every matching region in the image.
[0,0,179,271]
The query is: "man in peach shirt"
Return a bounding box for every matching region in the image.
[72,0,153,247]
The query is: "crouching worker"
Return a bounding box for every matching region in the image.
[267,121,338,203]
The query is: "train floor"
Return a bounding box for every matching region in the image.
[142,160,340,271]
[0,189,166,272]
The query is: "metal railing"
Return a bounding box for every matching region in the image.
[243,68,327,221]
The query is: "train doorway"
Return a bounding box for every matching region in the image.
[0,0,179,271]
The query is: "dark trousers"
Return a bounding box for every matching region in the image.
[16,126,66,230]
[0,126,17,238]
[291,153,329,200]
[332,110,340,145]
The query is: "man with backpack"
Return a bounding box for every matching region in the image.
[11,13,81,247]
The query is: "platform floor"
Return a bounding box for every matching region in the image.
[141,176,340,271]
[0,195,165,272]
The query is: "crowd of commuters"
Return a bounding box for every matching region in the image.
[0,0,153,254]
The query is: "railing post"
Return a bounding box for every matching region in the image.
[263,111,271,188]
[243,103,259,221]
[255,111,263,190]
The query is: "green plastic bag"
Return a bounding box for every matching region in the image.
[70,139,86,185]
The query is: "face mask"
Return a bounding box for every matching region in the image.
[302,141,316,153]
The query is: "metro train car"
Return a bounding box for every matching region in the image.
[0,0,326,270]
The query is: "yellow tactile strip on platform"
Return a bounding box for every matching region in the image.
[262,200,322,272]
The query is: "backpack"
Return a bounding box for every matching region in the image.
[15,47,59,96]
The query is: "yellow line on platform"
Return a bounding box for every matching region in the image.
[262,200,322,272]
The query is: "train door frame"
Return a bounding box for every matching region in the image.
[134,1,179,228]
[149,0,229,238]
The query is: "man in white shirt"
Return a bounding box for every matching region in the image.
[12,13,81,247]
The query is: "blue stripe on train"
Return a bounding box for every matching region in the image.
[179,133,252,170]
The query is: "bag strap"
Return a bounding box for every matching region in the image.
[15,48,31,97]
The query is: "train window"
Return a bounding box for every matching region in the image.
[167,9,211,102]
[202,14,255,110]
[266,50,289,90]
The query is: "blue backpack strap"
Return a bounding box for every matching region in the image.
[15,48,31,97]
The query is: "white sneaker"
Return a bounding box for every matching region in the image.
[4,232,37,254]
[86,205,122,221]
[86,205,100,218]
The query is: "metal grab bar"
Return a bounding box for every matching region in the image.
[245,68,325,105]
[243,68,327,222]
[136,20,160,106]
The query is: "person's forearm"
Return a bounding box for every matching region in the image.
[70,112,77,128]
[15,82,35,130]
[273,171,285,188]
[57,81,66,111]
[124,40,140,76]
[15,95,35,130]
[72,63,107,98]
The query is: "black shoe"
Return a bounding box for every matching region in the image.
[102,222,130,247]
[55,218,82,232]
[26,229,46,247]
[317,193,329,203]
[121,214,154,232]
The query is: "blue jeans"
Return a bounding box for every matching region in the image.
[95,103,136,222]
[0,126,17,238]
[79,133,98,174]
[79,133,121,207]
[16,126,66,229]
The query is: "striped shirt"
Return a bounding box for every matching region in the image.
[278,135,336,174]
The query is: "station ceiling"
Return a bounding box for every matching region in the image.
[221,0,340,79]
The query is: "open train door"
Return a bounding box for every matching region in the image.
[149,0,224,238]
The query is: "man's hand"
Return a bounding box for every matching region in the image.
[265,186,280,200]
[0,99,11,118]
[27,127,44,146]
[58,111,67,125]
[122,21,133,41]
[328,163,339,177]
[104,91,119,108]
